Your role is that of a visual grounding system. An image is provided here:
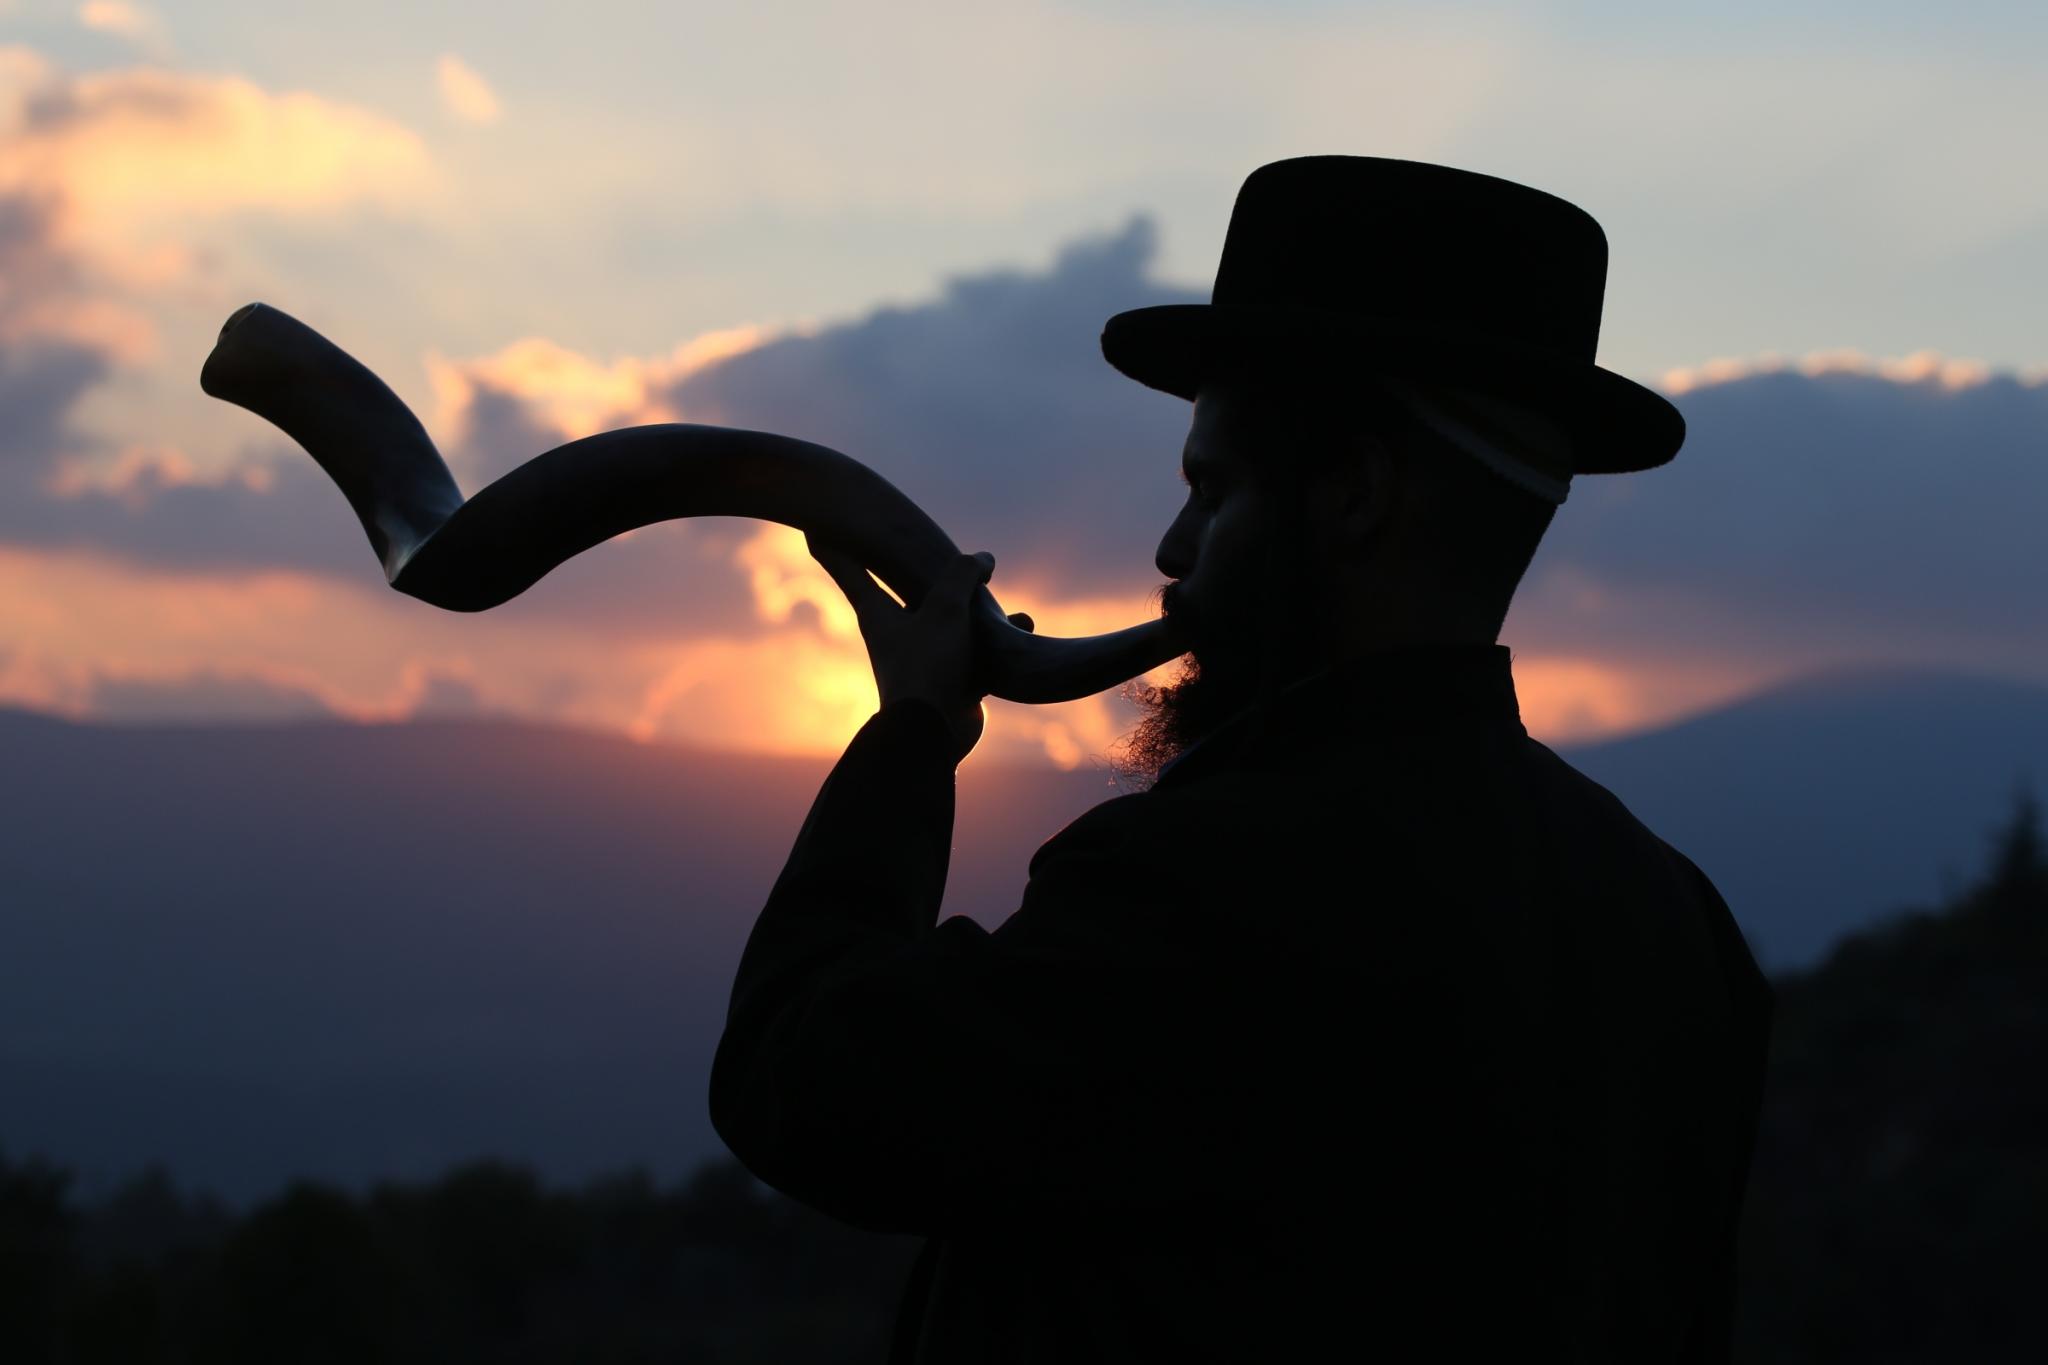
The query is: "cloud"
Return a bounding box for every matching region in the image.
[1659,348,2001,397]
[9,187,2048,758]
[0,46,437,571]
[0,188,384,576]
[0,42,430,284]
[661,215,1199,603]
[1508,362,2048,719]
[423,321,779,478]
[435,55,501,127]
[0,328,110,478]
[0,50,438,579]
[0,183,155,364]
[1,209,1188,610]
[446,223,2048,749]
[86,665,338,724]
[396,659,500,719]
[76,2,168,51]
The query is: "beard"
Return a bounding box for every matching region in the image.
[1112,648,1241,790]
[1112,519,1333,789]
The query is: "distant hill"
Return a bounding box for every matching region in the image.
[1560,666,2048,974]
[6,664,2048,1202]
[0,708,1113,1204]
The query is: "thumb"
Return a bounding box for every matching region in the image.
[807,534,896,614]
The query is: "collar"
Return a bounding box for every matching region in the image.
[1151,643,1526,789]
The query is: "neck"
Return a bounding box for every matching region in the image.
[1327,576,1503,662]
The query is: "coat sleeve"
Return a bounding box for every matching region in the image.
[708,697,1239,1236]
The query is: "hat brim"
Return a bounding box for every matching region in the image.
[1101,303,1684,475]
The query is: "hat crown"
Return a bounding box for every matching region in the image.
[1097,154,1686,474]
[1212,156,1609,364]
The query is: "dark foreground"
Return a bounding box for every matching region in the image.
[5,796,2043,1364]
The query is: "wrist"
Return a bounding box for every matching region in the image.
[886,694,980,765]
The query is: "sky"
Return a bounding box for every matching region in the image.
[2,0,2045,766]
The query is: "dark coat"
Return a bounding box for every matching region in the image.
[710,645,1773,1362]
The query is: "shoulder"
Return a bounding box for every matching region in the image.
[1521,737,1711,877]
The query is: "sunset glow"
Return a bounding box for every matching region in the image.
[4,13,2045,774]
[1658,347,2022,397]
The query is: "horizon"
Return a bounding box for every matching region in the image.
[11,649,2048,763]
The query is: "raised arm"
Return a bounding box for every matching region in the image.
[709,548,1234,1235]
[708,692,1237,1236]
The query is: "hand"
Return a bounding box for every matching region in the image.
[807,537,1034,764]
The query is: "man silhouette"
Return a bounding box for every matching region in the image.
[711,157,1774,1363]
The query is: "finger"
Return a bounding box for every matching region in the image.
[923,551,994,613]
[806,534,898,614]
[1007,611,1035,633]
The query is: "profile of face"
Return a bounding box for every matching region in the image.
[1117,385,1341,783]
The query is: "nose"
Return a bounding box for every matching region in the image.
[1156,496,1198,582]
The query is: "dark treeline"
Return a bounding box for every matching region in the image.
[0,1157,921,1363]
[4,795,2044,1363]
[1733,788,2048,1362]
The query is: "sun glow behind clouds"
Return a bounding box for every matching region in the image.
[0,532,1164,768]
[715,524,1169,769]
[1509,655,1761,746]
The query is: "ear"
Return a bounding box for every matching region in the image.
[1317,441,1401,564]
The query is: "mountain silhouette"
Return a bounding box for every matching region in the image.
[1565,666,2048,973]
[5,663,2047,1200]
[0,708,1112,1203]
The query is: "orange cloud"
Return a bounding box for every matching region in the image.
[722,524,1173,768]
[0,544,583,725]
[435,55,501,127]
[424,323,784,455]
[0,534,1777,767]
[0,540,885,755]
[0,43,430,283]
[1509,654,1761,744]
[732,523,862,638]
[1658,348,2017,396]
[77,2,166,48]
[45,442,197,502]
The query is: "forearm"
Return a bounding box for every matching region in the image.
[709,696,963,1226]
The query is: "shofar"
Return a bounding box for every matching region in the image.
[199,303,1184,705]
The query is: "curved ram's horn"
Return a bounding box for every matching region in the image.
[199,302,1185,705]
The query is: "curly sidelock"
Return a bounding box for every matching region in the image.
[198,303,1184,705]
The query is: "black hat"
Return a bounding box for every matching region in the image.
[1100,156,1683,474]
